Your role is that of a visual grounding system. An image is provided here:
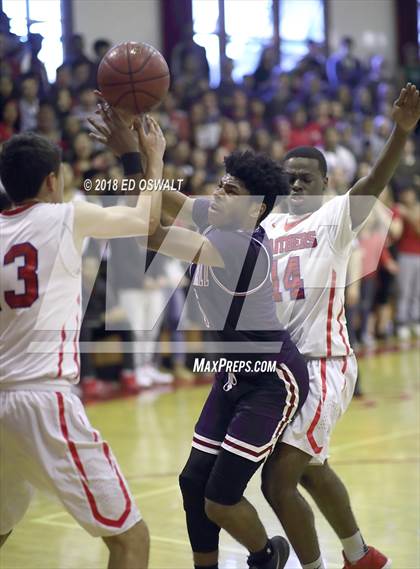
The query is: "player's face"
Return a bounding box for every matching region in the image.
[208,174,260,228]
[284,157,327,215]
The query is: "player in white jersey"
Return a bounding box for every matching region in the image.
[260,83,420,569]
[0,110,165,569]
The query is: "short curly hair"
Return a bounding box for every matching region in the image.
[224,150,288,222]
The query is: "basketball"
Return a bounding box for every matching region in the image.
[97,41,170,115]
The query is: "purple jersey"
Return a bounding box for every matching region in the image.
[190,198,292,369]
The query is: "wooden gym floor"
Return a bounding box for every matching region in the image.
[1,349,419,569]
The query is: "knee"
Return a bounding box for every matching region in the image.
[301,463,332,494]
[261,470,276,504]
[204,498,233,526]
[261,466,294,508]
[179,468,205,508]
[105,520,149,554]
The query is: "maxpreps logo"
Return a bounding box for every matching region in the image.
[193,358,277,374]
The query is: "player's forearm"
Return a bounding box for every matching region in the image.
[368,125,410,192]
[148,224,223,266]
[162,188,193,222]
[137,156,163,230]
[351,125,409,197]
[121,152,162,232]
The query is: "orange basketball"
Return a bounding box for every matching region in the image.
[97,41,170,114]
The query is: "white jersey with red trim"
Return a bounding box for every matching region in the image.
[0,202,81,388]
[262,192,356,358]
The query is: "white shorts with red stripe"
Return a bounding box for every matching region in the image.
[0,390,141,537]
[281,355,357,465]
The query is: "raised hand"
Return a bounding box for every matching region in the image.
[392,83,420,133]
[133,115,166,161]
[88,102,139,157]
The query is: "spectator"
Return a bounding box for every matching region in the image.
[92,38,111,74]
[158,92,190,140]
[322,125,357,184]
[286,104,322,149]
[395,186,420,340]
[249,98,266,129]
[71,131,94,186]
[36,103,61,144]
[375,187,402,339]
[252,45,278,93]
[18,74,40,132]
[21,33,49,97]
[265,73,292,119]
[0,99,18,142]
[54,87,74,128]
[392,138,420,194]
[355,116,383,160]
[54,63,73,92]
[217,57,236,111]
[327,36,365,89]
[64,33,92,67]
[353,85,374,116]
[171,22,209,82]
[296,39,326,78]
[0,75,14,111]
[71,86,97,129]
[229,88,249,121]
[72,60,94,91]
[401,42,420,86]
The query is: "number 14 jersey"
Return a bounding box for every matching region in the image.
[262,193,357,359]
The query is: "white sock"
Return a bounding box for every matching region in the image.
[341,530,368,563]
[302,556,326,569]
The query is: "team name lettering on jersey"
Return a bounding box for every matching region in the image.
[270,231,318,255]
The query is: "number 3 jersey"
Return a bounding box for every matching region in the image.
[0,202,82,388]
[262,193,358,359]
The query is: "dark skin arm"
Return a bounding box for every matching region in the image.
[147,223,224,267]
[350,83,420,227]
[161,189,195,223]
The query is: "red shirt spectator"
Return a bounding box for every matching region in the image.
[0,99,18,142]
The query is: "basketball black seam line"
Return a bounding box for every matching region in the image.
[129,49,155,75]
[111,90,160,109]
[101,45,155,76]
[99,73,169,87]
[113,89,161,105]
[102,54,131,75]
[126,42,139,114]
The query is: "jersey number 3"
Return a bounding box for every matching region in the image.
[272,255,305,302]
[1,242,39,309]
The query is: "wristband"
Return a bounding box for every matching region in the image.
[121,152,142,176]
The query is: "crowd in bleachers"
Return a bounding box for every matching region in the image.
[0,11,419,399]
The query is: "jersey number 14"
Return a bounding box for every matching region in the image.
[272,255,305,302]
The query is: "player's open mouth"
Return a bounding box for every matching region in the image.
[290,191,304,204]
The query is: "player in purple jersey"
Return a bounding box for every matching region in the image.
[145,151,309,569]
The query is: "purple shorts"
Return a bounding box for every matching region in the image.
[192,347,309,463]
